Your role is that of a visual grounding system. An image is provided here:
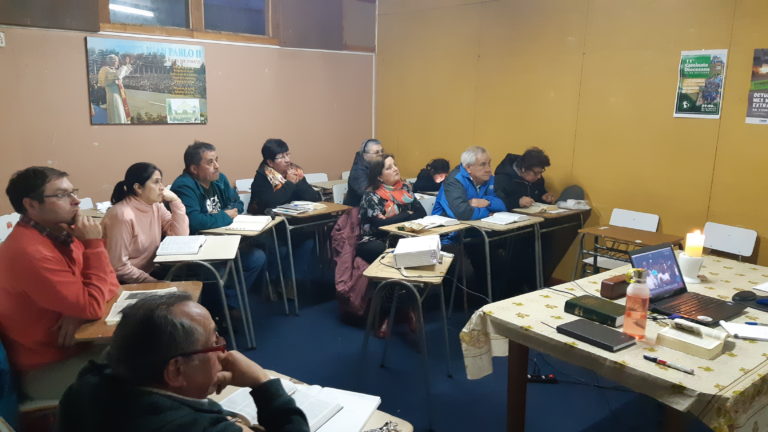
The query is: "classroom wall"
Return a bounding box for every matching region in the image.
[0,25,373,213]
[375,0,768,279]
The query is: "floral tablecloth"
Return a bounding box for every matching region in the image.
[461,256,768,432]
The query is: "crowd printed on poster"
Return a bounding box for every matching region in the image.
[746,49,768,125]
[86,36,207,125]
[673,49,728,119]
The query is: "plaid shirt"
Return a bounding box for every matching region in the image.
[18,214,74,246]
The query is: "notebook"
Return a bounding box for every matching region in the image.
[628,244,746,326]
[556,318,636,352]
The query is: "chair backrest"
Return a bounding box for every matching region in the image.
[703,222,757,258]
[416,193,436,215]
[305,173,329,184]
[0,214,20,243]
[557,185,585,201]
[341,171,350,180]
[609,208,659,232]
[239,193,251,212]
[332,183,348,205]
[0,340,18,431]
[235,179,252,192]
[78,197,94,210]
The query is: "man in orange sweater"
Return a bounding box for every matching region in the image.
[0,167,120,399]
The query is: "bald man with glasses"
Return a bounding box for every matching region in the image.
[0,166,120,400]
[60,293,309,432]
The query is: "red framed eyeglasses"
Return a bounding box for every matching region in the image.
[172,332,227,358]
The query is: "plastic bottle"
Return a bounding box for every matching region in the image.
[623,268,650,340]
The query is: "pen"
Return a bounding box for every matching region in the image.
[643,354,695,375]
[745,322,768,326]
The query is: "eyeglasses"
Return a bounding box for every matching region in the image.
[42,189,79,200]
[172,332,227,359]
[275,152,291,161]
[527,169,545,176]
[365,150,384,155]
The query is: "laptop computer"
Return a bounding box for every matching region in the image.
[628,243,746,326]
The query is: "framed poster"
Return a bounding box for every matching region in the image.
[746,49,768,125]
[86,36,207,125]
[673,49,727,119]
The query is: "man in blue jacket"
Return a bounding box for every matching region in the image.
[433,145,505,223]
[171,141,265,314]
[433,146,516,300]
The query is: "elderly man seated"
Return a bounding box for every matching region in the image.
[432,145,505,226]
[59,293,309,432]
[432,146,518,299]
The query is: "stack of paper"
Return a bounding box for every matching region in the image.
[514,203,566,214]
[481,212,529,225]
[156,235,207,256]
[106,287,178,325]
[719,321,768,341]
[226,215,272,232]
[273,201,324,215]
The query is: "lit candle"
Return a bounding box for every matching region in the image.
[685,230,705,258]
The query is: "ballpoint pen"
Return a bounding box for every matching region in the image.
[745,322,768,326]
[643,354,695,375]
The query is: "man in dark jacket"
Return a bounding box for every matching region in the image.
[342,138,383,206]
[494,147,555,210]
[59,293,309,432]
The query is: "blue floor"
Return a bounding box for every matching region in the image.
[234,287,713,432]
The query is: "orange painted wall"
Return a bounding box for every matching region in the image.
[375,0,768,279]
[0,26,373,212]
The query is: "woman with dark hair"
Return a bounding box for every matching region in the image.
[102,162,188,283]
[358,154,426,263]
[413,158,450,193]
[247,138,320,215]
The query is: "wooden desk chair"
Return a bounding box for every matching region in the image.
[577,208,660,277]
[341,170,350,180]
[0,213,20,243]
[305,173,329,184]
[235,178,252,192]
[331,182,347,205]
[361,251,453,431]
[704,221,758,262]
[77,198,94,210]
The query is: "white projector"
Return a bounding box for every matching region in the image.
[393,235,441,268]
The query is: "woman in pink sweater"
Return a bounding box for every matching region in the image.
[102,162,189,283]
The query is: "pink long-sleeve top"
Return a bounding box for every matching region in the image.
[102,196,189,283]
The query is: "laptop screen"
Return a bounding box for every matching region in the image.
[629,245,686,300]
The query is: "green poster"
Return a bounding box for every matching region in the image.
[674,50,727,119]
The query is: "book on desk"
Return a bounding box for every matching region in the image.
[564,295,625,327]
[219,379,381,432]
[155,235,206,255]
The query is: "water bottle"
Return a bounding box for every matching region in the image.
[623,268,650,340]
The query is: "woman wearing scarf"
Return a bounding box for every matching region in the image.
[248,138,321,215]
[248,139,321,293]
[358,154,426,337]
[358,154,426,263]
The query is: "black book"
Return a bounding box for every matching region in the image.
[556,318,637,352]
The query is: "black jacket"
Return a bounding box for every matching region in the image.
[413,168,441,193]
[59,361,309,432]
[248,165,321,215]
[494,153,548,210]
[343,152,370,206]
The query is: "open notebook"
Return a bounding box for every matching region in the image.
[219,379,380,432]
[155,235,206,255]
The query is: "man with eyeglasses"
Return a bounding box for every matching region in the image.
[494,147,554,210]
[59,293,309,432]
[343,138,384,206]
[0,166,120,400]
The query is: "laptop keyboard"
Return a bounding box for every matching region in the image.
[657,292,724,315]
